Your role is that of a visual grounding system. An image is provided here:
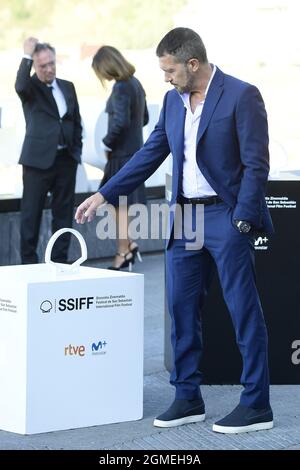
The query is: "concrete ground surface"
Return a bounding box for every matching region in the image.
[0,252,299,451]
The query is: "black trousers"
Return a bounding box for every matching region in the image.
[20,150,78,264]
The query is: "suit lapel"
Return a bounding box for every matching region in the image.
[173,101,186,164]
[32,75,71,117]
[196,67,224,145]
[170,96,186,197]
[32,74,58,117]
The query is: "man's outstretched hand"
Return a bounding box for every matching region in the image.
[75,192,105,224]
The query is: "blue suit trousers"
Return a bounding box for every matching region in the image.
[166,202,270,408]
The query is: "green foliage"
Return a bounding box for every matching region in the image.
[0,0,187,49]
[101,0,188,49]
[0,0,56,48]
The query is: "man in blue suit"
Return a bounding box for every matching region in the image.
[75,28,274,434]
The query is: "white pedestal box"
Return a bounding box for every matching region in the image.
[0,229,144,434]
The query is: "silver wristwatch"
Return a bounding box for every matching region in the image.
[235,220,251,233]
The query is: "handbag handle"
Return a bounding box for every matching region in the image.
[45,228,87,273]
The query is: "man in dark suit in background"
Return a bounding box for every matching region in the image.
[15,37,82,264]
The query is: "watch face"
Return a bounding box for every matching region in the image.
[240,222,251,233]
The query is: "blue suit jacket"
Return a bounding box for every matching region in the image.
[100,66,274,237]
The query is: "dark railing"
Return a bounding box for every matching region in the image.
[0,186,165,213]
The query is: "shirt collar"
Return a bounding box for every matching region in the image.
[47,78,58,89]
[181,64,217,109]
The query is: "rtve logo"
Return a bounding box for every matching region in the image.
[64,344,85,357]
[58,297,94,311]
[64,340,108,357]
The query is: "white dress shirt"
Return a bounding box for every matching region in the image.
[23,55,67,117]
[181,65,217,198]
[47,79,67,118]
[22,56,68,149]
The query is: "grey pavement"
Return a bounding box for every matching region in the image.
[0,252,299,450]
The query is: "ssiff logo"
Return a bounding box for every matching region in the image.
[40,300,53,314]
[40,296,94,314]
[58,297,94,311]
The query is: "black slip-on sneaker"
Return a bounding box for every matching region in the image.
[153,398,205,428]
[213,404,273,434]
